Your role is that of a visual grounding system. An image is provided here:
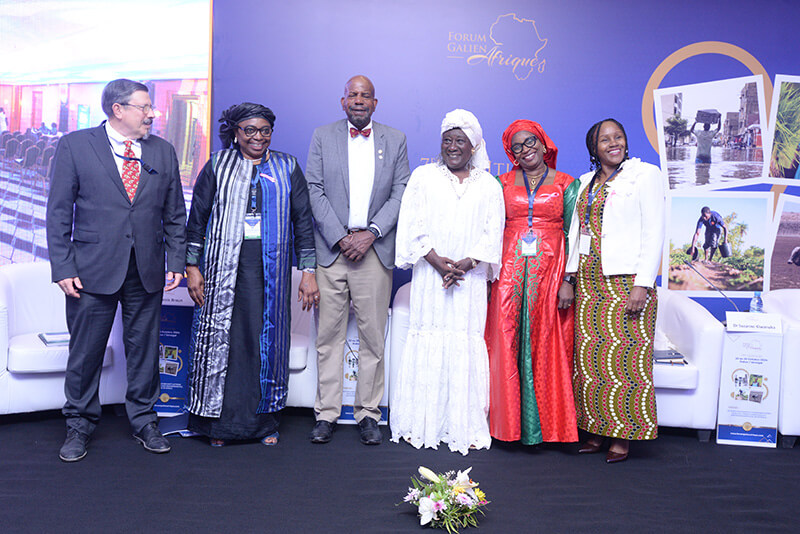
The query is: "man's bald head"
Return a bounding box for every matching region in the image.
[341,75,378,130]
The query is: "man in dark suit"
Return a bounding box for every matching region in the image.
[46,79,187,462]
[306,75,410,445]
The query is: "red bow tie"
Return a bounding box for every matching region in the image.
[349,127,371,138]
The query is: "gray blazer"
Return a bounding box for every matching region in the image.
[306,119,411,269]
[46,124,187,294]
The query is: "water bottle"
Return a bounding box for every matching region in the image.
[749,291,763,313]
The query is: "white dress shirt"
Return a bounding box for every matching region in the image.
[105,121,141,177]
[347,120,375,230]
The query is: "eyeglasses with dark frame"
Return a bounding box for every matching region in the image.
[121,103,156,114]
[510,135,539,154]
[238,125,273,138]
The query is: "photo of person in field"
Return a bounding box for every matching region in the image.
[770,197,800,290]
[666,195,770,292]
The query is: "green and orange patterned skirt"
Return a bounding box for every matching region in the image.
[573,183,658,441]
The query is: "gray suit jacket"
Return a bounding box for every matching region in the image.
[306,119,411,268]
[46,124,187,294]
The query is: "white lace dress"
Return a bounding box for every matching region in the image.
[390,163,505,455]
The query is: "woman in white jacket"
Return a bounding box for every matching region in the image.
[564,119,666,463]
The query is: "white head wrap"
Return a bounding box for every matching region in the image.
[440,109,491,172]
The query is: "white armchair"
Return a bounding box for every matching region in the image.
[653,287,725,440]
[388,282,412,409]
[286,268,392,422]
[285,268,318,408]
[389,283,725,441]
[762,289,800,448]
[0,261,127,416]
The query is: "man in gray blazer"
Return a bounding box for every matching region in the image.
[46,79,187,461]
[306,75,410,445]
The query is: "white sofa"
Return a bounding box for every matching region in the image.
[762,289,800,448]
[389,283,725,440]
[286,269,392,422]
[652,286,725,440]
[285,269,318,408]
[0,261,127,416]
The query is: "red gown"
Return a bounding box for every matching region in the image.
[486,170,578,444]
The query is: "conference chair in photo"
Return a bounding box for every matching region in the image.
[0,131,12,151]
[15,138,33,162]
[2,138,19,166]
[20,145,46,192]
[38,145,55,172]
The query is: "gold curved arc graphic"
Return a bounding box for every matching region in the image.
[641,41,773,153]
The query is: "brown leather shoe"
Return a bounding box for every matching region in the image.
[578,439,603,454]
[606,450,628,463]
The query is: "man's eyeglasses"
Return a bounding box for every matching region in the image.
[238,125,273,137]
[121,103,156,114]
[510,135,539,154]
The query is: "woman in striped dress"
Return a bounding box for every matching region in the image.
[185,103,318,447]
[564,119,666,463]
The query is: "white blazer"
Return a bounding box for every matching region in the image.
[565,158,666,287]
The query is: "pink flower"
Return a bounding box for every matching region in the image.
[455,493,474,506]
[432,500,446,512]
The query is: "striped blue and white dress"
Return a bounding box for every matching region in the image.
[186,148,315,440]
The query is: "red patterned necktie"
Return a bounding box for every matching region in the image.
[349,127,371,138]
[121,140,139,201]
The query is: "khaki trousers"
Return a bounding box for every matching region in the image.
[314,247,392,423]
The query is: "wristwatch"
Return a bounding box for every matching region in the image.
[563,275,577,286]
[367,226,380,239]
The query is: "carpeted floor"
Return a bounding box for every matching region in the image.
[1,407,798,533]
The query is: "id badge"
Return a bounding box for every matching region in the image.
[519,231,538,256]
[579,228,592,256]
[244,213,261,240]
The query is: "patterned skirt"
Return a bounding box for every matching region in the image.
[573,185,658,441]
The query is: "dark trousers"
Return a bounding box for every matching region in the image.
[63,250,163,435]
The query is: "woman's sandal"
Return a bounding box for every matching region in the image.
[261,432,279,446]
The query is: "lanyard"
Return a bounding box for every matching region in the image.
[249,161,263,215]
[583,166,621,228]
[105,134,157,174]
[522,167,548,228]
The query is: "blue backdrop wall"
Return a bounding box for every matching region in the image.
[211,0,800,318]
[212,0,800,174]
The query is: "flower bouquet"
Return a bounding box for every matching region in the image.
[401,466,489,533]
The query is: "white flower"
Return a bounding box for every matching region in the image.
[418,466,440,483]
[418,496,437,525]
[404,488,421,503]
[452,467,478,493]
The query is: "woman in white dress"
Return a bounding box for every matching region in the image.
[390,109,505,455]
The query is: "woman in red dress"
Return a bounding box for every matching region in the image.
[486,120,579,445]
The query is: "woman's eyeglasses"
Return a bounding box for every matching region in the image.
[238,126,272,137]
[510,135,539,154]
